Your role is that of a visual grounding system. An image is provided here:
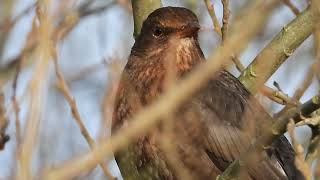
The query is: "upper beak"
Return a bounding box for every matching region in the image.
[179,21,200,38]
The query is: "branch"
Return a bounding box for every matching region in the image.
[221,0,230,42]
[131,0,162,38]
[217,94,320,180]
[53,57,115,180]
[42,1,280,179]
[280,0,300,15]
[0,1,115,88]
[239,7,315,94]
[203,0,222,36]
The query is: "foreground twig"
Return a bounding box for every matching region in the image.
[287,120,312,179]
[217,94,320,180]
[53,58,115,180]
[12,56,22,146]
[203,0,222,36]
[17,3,52,179]
[280,0,300,15]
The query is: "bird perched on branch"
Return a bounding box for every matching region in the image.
[112,7,304,180]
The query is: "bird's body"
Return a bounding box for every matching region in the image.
[112,7,303,180]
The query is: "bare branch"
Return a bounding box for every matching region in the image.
[131,0,162,38]
[217,94,320,180]
[203,0,222,36]
[239,7,314,94]
[53,57,115,180]
[287,120,312,179]
[281,0,300,15]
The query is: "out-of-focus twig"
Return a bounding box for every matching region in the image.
[53,57,115,180]
[0,1,116,89]
[280,0,300,15]
[0,92,9,150]
[0,2,36,33]
[203,0,222,36]
[275,64,314,118]
[260,85,298,105]
[43,1,280,179]
[12,56,22,146]
[17,3,52,179]
[287,119,312,179]
[217,94,320,180]
[0,0,17,60]
[117,0,132,12]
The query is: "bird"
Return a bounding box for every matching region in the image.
[112,6,304,180]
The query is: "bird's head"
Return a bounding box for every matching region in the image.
[122,7,205,103]
[133,6,201,51]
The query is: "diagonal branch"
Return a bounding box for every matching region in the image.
[239,7,315,94]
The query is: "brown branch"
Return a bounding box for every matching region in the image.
[53,58,115,180]
[281,0,300,15]
[12,56,22,146]
[203,0,222,36]
[42,1,280,179]
[0,1,116,88]
[0,2,36,33]
[0,92,9,151]
[217,94,320,180]
[275,63,315,118]
[287,120,312,179]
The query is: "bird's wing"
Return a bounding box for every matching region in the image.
[184,70,302,180]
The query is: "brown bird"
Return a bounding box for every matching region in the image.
[112,7,304,180]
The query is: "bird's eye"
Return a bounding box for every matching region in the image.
[153,27,163,37]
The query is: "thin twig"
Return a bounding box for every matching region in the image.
[280,0,300,15]
[12,56,22,146]
[203,0,222,36]
[287,119,312,179]
[260,86,298,106]
[275,65,314,118]
[53,57,116,180]
[0,2,36,33]
[221,0,230,42]
[0,92,9,150]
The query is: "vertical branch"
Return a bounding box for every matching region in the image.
[203,0,222,36]
[131,0,162,38]
[221,0,230,42]
[287,120,312,179]
[0,91,9,150]
[0,0,16,60]
[12,58,22,146]
[17,2,52,179]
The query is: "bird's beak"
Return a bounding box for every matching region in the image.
[179,22,200,38]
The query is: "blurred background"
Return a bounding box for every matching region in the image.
[0,0,318,179]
